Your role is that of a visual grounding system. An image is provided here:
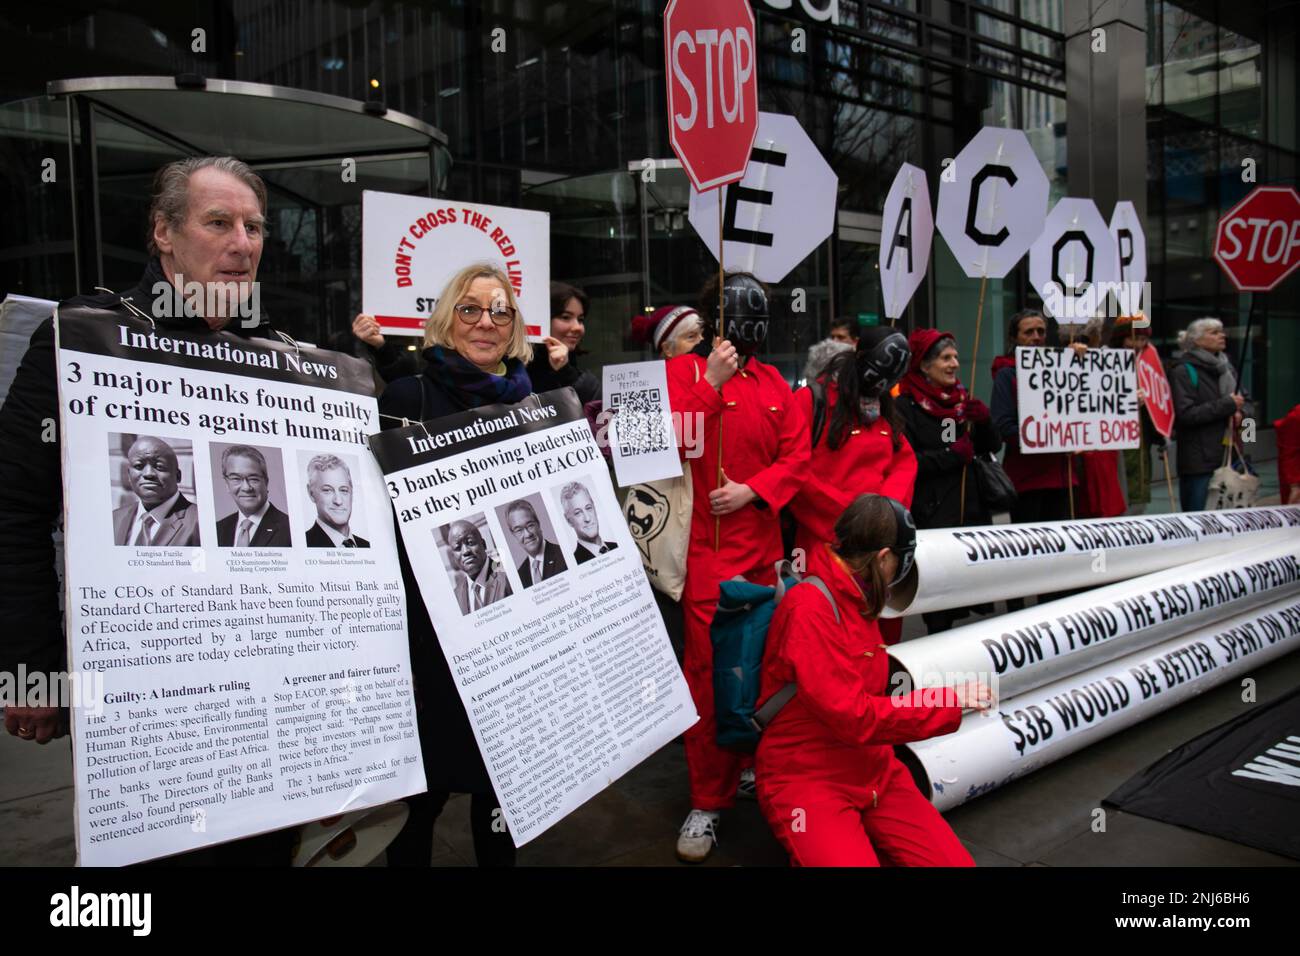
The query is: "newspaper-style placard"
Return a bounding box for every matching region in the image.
[602,360,682,487]
[1016,346,1140,453]
[362,190,551,341]
[54,308,423,866]
[367,388,697,846]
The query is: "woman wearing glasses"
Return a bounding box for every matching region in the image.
[378,262,539,867]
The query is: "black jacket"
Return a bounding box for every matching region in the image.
[0,259,272,680]
[378,360,534,794]
[896,394,1002,529]
[527,342,599,404]
[1168,351,1241,476]
[517,539,566,586]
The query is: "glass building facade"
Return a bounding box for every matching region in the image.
[1,0,1295,419]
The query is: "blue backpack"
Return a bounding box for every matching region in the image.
[710,561,841,753]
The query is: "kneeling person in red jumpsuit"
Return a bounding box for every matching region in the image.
[756,494,993,866]
[668,272,810,863]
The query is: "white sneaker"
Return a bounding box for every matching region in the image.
[736,768,757,800]
[676,809,719,863]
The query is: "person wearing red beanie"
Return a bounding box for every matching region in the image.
[896,328,1002,632]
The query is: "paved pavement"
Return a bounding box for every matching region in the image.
[6,624,1295,868]
[1,445,1293,867]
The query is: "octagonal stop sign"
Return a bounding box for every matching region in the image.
[664,0,758,192]
[1213,186,1300,291]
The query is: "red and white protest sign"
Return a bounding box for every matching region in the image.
[1016,347,1141,454]
[664,0,758,192]
[1212,186,1300,292]
[1136,346,1174,439]
[362,190,550,339]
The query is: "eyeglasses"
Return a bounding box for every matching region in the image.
[224,473,266,487]
[454,303,517,327]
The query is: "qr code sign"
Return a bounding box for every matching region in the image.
[611,388,670,457]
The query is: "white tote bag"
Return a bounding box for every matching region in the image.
[623,463,694,601]
[621,361,702,601]
[1207,430,1260,510]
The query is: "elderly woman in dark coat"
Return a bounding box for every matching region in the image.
[1168,316,1248,512]
[895,329,1001,633]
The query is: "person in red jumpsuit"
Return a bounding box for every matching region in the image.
[789,327,915,647]
[666,272,810,863]
[756,494,993,866]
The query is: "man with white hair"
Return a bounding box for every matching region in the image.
[560,481,618,563]
[305,454,369,548]
[0,156,295,864]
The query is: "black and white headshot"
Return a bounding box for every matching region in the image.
[302,452,369,548]
[110,433,201,547]
[437,515,512,615]
[497,494,567,588]
[211,443,292,548]
[557,478,618,564]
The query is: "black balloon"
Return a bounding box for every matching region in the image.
[856,328,910,398]
[716,274,769,355]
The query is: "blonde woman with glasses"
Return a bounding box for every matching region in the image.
[378,262,546,867]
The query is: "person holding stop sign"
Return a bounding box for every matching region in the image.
[1109,316,1168,512]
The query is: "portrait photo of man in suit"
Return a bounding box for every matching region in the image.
[440,517,511,615]
[214,444,291,548]
[559,479,617,564]
[304,454,369,549]
[501,497,566,588]
[111,435,201,547]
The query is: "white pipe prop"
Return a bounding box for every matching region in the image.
[883,505,1300,617]
[898,596,1300,812]
[888,536,1300,700]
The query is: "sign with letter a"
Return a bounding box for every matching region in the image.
[879,163,934,320]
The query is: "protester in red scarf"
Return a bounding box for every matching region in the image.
[896,329,1002,633]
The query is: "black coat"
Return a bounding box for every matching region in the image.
[215,502,294,548]
[0,259,272,680]
[1168,351,1241,476]
[896,394,1002,529]
[378,360,534,794]
[527,342,599,404]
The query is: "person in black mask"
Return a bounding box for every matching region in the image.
[665,271,810,863]
[715,272,771,358]
[788,326,917,647]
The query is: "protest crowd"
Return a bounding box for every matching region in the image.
[0,154,1292,871]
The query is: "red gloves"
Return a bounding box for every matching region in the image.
[965,398,990,424]
[952,434,975,464]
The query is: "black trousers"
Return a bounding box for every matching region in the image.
[387,789,516,867]
[1006,488,1077,611]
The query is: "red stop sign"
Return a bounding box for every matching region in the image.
[1136,346,1174,439]
[1213,186,1300,291]
[663,0,758,192]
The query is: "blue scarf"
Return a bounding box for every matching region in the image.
[423,346,533,408]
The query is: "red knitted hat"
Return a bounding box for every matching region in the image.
[630,304,700,352]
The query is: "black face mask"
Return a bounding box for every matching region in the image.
[857,330,910,398]
[716,275,769,355]
[885,496,917,587]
